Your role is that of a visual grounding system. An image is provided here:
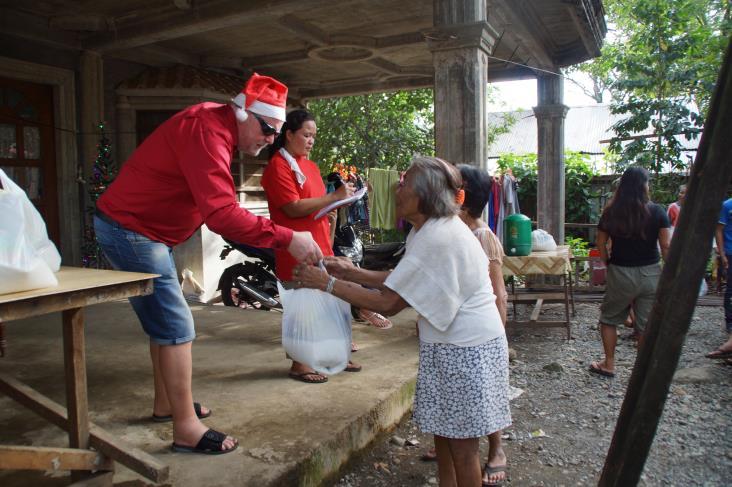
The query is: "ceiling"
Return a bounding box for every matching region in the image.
[0,0,606,101]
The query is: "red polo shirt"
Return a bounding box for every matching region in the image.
[261,151,333,281]
[97,103,292,249]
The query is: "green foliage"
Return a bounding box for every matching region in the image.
[308,87,516,175]
[570,0,731,172]
[565,236,590,257]
[496,152,599,231]
[308,90,435,174]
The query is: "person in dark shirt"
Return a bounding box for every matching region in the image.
[590,167,671,377]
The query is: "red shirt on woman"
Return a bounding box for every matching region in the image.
[261,151,334,281]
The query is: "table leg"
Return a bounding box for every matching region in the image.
[563,274,572,340]
[63,307,91,481]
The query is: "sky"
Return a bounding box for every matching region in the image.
[486,72,602,112]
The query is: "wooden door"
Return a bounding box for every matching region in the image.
[0,77,58,244]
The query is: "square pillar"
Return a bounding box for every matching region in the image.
[533,74,568,244]
[428,1,495,169]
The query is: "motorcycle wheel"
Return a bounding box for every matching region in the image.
[219,264,247,307]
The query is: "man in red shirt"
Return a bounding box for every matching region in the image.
[94,74,321,455]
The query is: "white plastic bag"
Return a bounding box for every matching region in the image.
[531,229,557,252]
[278,282,352,375]
[0,169,61,295]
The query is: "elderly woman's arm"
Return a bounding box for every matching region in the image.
[294,263,409,316]
[323,256,392,290]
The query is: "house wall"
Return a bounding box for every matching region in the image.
[0,34,147,266]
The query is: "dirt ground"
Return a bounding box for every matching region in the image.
[331,301,732,487]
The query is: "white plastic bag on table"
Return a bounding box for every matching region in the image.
[0,169,61,295]
[531,229,557,252]
[278,282,352,375]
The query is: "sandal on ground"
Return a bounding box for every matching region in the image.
[288,371,328,383]
[345,361,362,372]
[589,361,615,378]
[705,348,732,359]
[482,463,508,486]
[358,309,393,330]
[171,429,238,455]
[152,402,211,423]
[351,341,359,352]
[420,447,437,462]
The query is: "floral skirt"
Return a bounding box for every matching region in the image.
[413,336,512,439]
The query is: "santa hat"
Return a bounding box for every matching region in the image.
[232,73,288,123]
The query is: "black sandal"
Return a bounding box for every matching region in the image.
[152,401,211,422]
[171,428,238,455]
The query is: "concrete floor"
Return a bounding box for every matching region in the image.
[0,300,419,486]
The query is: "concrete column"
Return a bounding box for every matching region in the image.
[79,51,104,180]
[533,74,568,243]
[115,95,136,165]
[428,0,495,169]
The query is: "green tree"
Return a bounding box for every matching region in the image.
[569,0,731,172]
[308,87,516,175]
[308,89,435,175]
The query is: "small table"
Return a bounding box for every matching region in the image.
[0,266,167,486]
[502,246,574,339]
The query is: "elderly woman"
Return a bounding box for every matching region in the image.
[294,156,511,486]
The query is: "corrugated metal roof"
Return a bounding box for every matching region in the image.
[487,104,700,158]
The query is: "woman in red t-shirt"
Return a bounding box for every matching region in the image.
[261,109,358,383]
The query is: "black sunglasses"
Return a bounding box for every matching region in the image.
[250,111,280,137]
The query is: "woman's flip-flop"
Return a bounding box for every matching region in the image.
[482,463,508,486]
[152,402,211,422]
[705,348,732,359]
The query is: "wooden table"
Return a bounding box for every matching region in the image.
[0,266,168,486]
[502,246,574,339]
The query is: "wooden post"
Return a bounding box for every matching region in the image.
[80,50,104,191]
[63,307,91,483]
[599,37,732,486]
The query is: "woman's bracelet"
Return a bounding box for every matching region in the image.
[325,275,337,294]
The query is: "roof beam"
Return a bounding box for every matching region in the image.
[107,45,200,67]
[0,7,81,51]
[489,0,556,70]
[82,0,359,52]
[298,76,434,101]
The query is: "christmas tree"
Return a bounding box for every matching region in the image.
[81,122,117,268]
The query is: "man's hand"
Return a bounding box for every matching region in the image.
[721,253,728,270]
[287,231,323,264]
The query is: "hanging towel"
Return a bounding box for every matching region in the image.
[279,148,306,188]
[367,168,399,230]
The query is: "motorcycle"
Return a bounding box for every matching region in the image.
[217,234,404,310]
[217,241,281,310]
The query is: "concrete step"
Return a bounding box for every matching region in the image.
[0,301,419,487]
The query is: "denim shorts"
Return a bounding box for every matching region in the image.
[93,215,195,345]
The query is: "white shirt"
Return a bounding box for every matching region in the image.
[384,216,505,346]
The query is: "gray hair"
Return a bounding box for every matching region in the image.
[408,156,462,218]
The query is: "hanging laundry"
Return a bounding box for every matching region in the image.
[367,168,399,230]
[496,173,520,242]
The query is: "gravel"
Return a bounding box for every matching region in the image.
[331,301,732,486]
